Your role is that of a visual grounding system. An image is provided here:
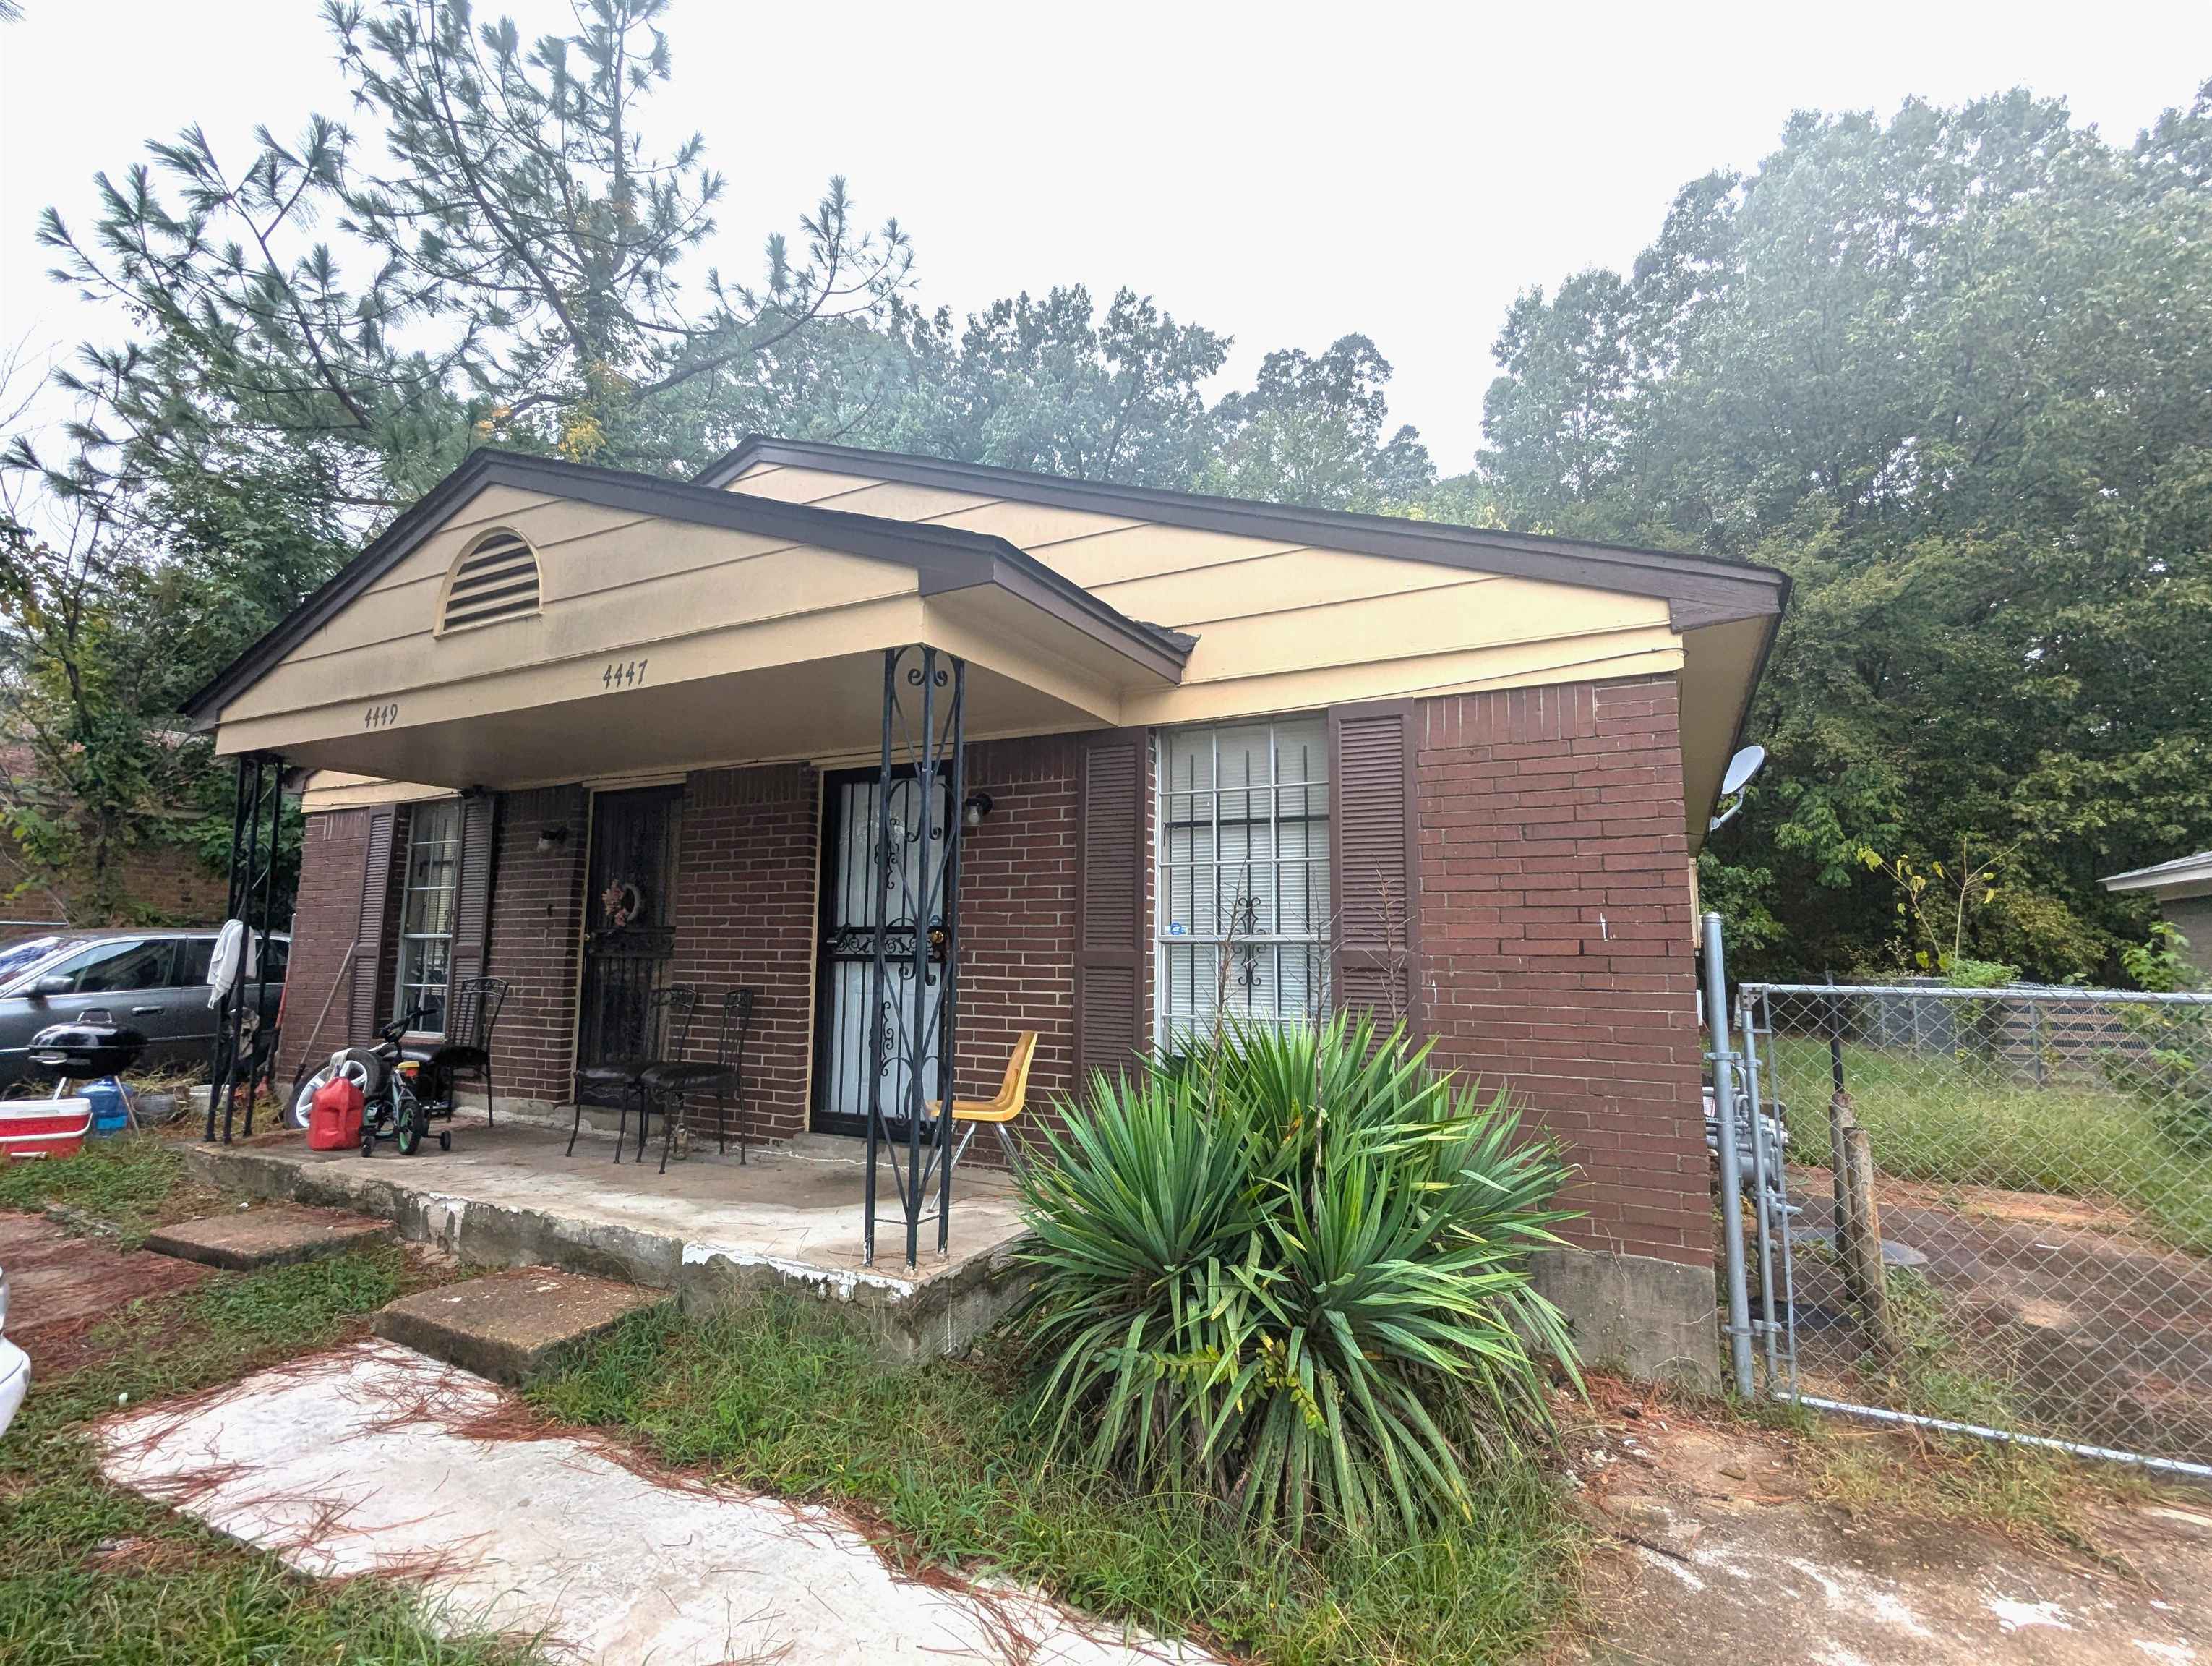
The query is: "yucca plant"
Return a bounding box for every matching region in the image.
[1014,1012,1580,1545]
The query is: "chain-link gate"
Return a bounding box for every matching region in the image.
[1731,980,2212,1476]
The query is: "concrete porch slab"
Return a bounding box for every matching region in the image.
[185,1122,1032,1359]
[142,1204,396,1271]
[374,1268,665,1384]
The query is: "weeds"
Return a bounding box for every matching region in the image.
[531,1292,1582,1666]
[0,1241,540,1664]
[1798,1424,2161,1559]
[0,1133,193,1244]
[1770,1035,2212,1251]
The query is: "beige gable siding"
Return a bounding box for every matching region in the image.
[724,462,1682,722]
[226,487,919,725]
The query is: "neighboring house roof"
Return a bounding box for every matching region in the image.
[181,448,1191,726]
[2102,852,2212,900]
[696,436,1791,633]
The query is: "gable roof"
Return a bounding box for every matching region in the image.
[697,435,1791,632]
[2103,851,2212,896]
[180,448,1192,725]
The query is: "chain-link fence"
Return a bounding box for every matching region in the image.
[1735,981,2212,1471]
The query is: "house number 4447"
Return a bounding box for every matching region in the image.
[601,657,649,691]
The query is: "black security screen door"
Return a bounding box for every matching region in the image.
[577,785,681,1082]
[812,767,950,1138]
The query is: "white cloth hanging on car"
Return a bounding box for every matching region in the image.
[205,918,260,1009]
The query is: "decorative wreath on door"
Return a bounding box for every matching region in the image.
[600,879,647,930]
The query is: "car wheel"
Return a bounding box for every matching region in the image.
[289,1067,333,1130]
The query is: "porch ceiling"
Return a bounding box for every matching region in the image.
[252,646,1102,790]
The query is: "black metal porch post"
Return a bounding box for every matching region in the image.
[863,654,893,1266]
[244,756,284,1136]
[933,659,966,1257]
[206,753,284,1144]
[862,644,966,1269]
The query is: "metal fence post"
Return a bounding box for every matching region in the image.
[1703,911,1756,1398]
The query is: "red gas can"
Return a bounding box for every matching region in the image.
[308,1075,366,1151]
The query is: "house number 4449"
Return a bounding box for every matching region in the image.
[601,657,649,691]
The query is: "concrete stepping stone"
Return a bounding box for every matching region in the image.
[142,1204,394,1270]
[373,1267,663,1384]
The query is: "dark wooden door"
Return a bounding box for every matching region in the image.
[577,786,682,1079]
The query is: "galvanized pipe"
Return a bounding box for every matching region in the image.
[1702,910,1755,1399]
[1741,989,1801,1398]
[1790,1393,2212,1483]
[1733,1006,1781,1385]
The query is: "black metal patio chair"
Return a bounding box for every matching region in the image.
[421,975,508,1128]
[644,987,755,1175]
[570,983,698,1162]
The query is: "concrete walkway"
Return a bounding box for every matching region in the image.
[100,1338,1216,1666]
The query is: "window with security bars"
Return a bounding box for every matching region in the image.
[393,799,461,1033]
[1157,717,1331,1051]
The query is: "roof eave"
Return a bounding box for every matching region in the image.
[699,433,1792,627]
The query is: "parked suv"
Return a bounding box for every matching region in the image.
[0,930,288,1091]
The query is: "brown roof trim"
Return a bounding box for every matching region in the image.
[181,449,1189,725]
[697,435,1792,631]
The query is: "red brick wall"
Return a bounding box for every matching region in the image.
[1414,675,1707,1268]
[483,786,590,1102]
[950,737,1082,1120]
[666,766,820,1142]
[280,808,374,1082]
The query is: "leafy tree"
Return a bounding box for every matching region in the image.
[1483,87,2212,981]
[1203,335,1437,511]
[894,286,1228,487]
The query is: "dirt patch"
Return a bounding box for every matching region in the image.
[1788,1164,2212,1461]
[1559,1377,2212,1665]
[0,1211,213,1377]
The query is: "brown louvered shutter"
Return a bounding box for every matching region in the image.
[1329,700,1423,1035]
[448,792,497,996]
[1073,728,1149,1088]
[349,808,398,1041]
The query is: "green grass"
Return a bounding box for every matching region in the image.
[0,1134,191,1245]
[0,1241,545,1665]
[529,1294,1582,1666]
[1768,1035,2212,1250]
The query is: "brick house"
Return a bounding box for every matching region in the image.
[184,437,1785,1374]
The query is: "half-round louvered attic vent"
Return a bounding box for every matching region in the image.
[439,529,541,632]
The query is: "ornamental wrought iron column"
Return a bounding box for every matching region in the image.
[206,753,286,1144]
[862,645,966,1268]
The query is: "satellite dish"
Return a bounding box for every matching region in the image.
[1708,745,1768,833]
[1721,744,1767,797]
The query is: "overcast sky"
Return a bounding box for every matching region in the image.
[4,1,2209,474]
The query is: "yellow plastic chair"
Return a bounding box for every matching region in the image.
[952,1031,1039,1169]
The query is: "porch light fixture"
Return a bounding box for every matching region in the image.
[963,791,994,828]
[535,824,570,853]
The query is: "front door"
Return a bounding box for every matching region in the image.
[577,786,682,1082]
[811,769,950,1137]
